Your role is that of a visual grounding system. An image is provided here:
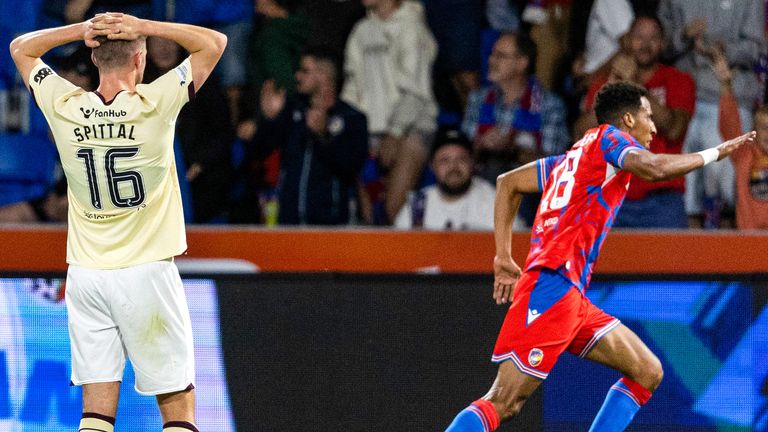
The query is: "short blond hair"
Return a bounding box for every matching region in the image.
[92,36,146,70]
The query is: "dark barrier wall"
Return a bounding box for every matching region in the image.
[216,274,768,432]
[216,274,543,432]
[3,272,765,430]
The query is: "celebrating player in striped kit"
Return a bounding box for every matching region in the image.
[445,82,755,432]
[10,12,226,432]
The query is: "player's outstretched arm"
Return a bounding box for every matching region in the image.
[9,14,117,89]
[492,160,540,305]
[104,13,227,92]
[622,131,756,181]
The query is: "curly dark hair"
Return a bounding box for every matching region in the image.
[594,81,648,126]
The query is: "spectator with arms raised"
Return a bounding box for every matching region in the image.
[254,46,368,225]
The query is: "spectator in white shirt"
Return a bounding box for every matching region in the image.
[395,127,505,230]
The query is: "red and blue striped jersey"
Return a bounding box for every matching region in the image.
[525,125,645,291]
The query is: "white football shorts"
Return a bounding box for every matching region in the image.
[65,260,195,395]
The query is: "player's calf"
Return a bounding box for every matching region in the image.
[445,361,542,431]
[588,376,656,432]
[444,399,500,432]
[586,331,664,431]
[158,387,197,431]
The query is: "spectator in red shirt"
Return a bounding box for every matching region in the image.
[576,14,695,228]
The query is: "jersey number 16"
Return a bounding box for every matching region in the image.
[76,147,146,209]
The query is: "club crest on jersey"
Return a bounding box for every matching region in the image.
[528,348,544,367]
[33,67,53,84]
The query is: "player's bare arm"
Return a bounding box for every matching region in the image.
[492,160,541,305]
[9,14,118,89]
[103,13,227,92]
[622,131,756,181]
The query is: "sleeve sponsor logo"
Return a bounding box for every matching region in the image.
[174,63,189,85]
[33,67,53,84]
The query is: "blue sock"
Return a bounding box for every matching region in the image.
[589,377,652,432]
[445,400,499,431]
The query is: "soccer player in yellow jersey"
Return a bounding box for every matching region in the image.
[10,13,226,432]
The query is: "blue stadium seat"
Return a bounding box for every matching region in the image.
[0,25,13,89]
[0,0,42,35]
[0,133,57,207]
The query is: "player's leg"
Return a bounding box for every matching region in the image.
[78,383,120,431]
[583,323,664,432]
[66,265,126,432]
[157,387,197,431]
[446,361,542,431]
[446,268,581,431]
[112,260,198,431]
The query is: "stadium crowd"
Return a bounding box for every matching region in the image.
[1,0,767,229]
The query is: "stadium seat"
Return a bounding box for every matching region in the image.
[0,133,57,207]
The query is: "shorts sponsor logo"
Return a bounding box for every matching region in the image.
[529,348,544,367]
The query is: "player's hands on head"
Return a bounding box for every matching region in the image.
[83,13,124,47]
[716,131,756,160]
[94,12,143,42]
[493,255,521,305]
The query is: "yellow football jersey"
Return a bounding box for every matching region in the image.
[28,58,194,269]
